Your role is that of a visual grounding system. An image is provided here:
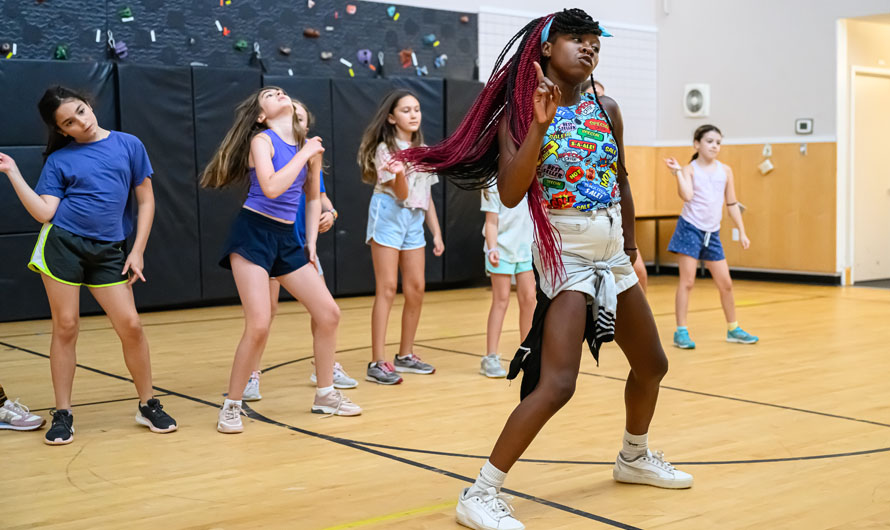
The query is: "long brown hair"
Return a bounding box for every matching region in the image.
[356,90,424,185]
[38,85,93,160]
[201,86,307,188]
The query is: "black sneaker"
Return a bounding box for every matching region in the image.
[44,409,74,445]
[136,398,178,433]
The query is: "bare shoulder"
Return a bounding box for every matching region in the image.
[721,161,734,175]
[598,95,622,115]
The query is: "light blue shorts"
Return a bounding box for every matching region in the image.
[366,193,426,251]
[485,258,534,276]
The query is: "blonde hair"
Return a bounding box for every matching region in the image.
[356,90,423,185]
[201,86,307,189]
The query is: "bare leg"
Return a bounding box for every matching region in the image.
[41,275,80,410]
[675,254,698,327]
[370,242,400,363]
[614,284,669,435]
[705,259,736,323]
[487,290,587,472]
[397,247,425,357]
[515,270,536,342]
[226,254,273,401]
[90,283,153,403]
[485,274,512,354]
[277,263,341,388]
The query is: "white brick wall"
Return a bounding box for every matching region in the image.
[478,7,656,146]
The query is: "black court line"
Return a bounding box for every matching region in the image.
[414,342,890,430]
[343,438,890,466]
[28,393,171,413]
[2,340,639,530]
[240,405,642,530]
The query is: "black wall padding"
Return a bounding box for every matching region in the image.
[193,67,262,301]
[0,61,116,146]
[118,64,201,309]
[262,75,336,295]
[0,235,50,322]
[443,79,485,283]
[330,78,445,296]
[0,234,102,321]
[0,147,45,235]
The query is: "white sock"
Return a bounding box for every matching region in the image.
[224,398,242,409]
[316,385,335,397]
[468,459,507,495]
[621,430,649,460]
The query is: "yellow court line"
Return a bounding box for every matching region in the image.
[321,500,458,529]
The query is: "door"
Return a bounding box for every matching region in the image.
[852,71,890,282]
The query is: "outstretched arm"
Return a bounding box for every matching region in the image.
[0,152,60,223]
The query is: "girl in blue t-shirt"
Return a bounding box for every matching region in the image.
[243,99,356,402]
[0,85,177,446]
[201,87,361,433]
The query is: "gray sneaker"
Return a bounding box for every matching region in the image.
[366,361,403,385]
[480,354,507,378]
[393,353,435,374]
[310,362,359,389]
[242,370,262,401]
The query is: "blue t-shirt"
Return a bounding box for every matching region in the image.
[536,93,621,211]
[294,176,326,247]
[35,131,153,241]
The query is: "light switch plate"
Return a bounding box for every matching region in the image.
[732,228,740,241]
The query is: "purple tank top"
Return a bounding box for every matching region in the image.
[243,129,307,222]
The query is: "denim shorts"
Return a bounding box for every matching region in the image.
[533,205,638,300]
[667,216,725,261]
[219,208,308,277]
[365,193,426,250]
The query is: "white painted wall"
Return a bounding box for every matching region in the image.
[656,0,890,144]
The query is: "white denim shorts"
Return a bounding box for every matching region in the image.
[533,204,638,300]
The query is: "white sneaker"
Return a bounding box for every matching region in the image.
[311,389,362,417]
[243,371,262,401]
[309,362,359,389]
[456,487,524,530]
[217,402,244,434]
[613,449,693,489]
[480,354,507,378]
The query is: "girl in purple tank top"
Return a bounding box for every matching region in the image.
[202,87,361,432]
[664,124,759,349]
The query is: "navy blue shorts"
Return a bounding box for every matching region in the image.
[667,216,725,261]
[219,208,308,277]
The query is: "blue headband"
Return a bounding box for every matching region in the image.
[540,16,612,44]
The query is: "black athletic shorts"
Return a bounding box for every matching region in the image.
[28,224,128,287]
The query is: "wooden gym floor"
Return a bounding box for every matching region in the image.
[2,277,889,529]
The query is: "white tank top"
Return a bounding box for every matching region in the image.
[680,160,727,233]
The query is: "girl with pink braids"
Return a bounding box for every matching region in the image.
[400,9,691,529]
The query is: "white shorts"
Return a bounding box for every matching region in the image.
[533,204,638,301]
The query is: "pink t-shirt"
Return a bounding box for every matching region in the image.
[373,140,438,210]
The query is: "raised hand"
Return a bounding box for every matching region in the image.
[304,136,325,157]
[0,151,18,175]
[663,157,683,174]
[532,61,561,126]
[386,159,406,176]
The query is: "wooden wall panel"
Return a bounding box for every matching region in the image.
[626,142,836,273]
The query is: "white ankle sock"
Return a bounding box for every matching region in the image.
[316,385,335,397]
[469,459,507,495]
[224,398,242,409]
[621,430,648,460]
